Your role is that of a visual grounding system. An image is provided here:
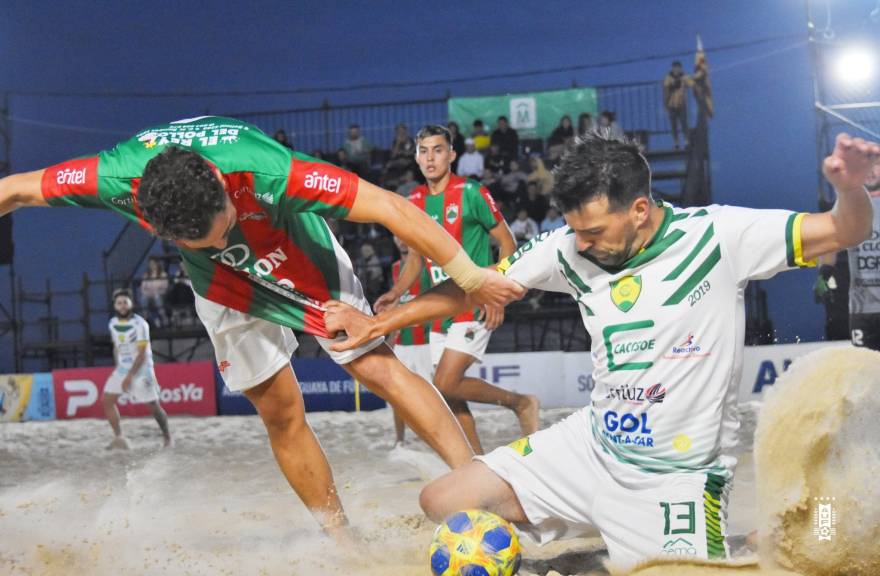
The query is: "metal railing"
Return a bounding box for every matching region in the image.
[226,81,685,154]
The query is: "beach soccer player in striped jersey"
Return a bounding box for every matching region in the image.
[0,116,526,544]
[325,133,879,569]
[375,125,540,454]
[387,235,435,446]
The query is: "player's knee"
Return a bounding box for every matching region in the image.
[419,481,449,522]
[252,394,305,437]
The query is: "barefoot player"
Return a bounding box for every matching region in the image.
[376,125,539,454]
[0,116,526,544]
[103,288,172,449]
[326,133,879,569]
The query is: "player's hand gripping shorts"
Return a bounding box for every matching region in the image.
[194,292,385,392]
[476,407,731,571]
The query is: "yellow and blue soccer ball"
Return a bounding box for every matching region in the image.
[429,509,522,576]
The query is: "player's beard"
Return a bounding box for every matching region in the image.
[116,309,134,320]
[588,222,638,267]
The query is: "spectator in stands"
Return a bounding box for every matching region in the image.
[457,138,485,178]
[139,256,169,328]
[663,60,689,149]
[509,208,540,246]
[491,115,519,161]
[596,110,624,140]
[395,168,419,197]
[577,112,594,135]
[447,121,466,173]
[548,115,575,160]
[354,242,384,304]
[521,181,549,223]
[383,123,416,185]
[310,149,326,161]
[540,206,565,233]
[334,147,354,171]
[343,123,373,176]
[480,167,503,202]
[500,159,528,200]
[485,143,509,174]
[273,129,294,150]
[471,119,491,152]
[526,155,554,197]
[167,262,196,326]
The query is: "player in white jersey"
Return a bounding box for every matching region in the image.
[324,133,879,569]
[104,289,172,449]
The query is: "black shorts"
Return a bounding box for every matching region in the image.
[850,314,880,351]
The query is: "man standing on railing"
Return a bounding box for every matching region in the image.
[0,115,525,546]
[103,288,172,449]
[663,60,690,150]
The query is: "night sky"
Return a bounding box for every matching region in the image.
[2,0,878,370]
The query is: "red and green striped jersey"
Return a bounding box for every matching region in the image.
[40,116,361,337]
[392,258,433,345]
[409,174,502,328]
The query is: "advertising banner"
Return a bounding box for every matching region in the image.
[216,357,386,416]
[0,373,55,422]
[53,361,217,419]
[448,87,599,140]
[465,341,849,409]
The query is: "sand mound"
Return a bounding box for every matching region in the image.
[618,557,799,576]
[754,347,880,575]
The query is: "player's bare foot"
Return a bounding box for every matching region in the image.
[163,437,174,449]
[106,436,131,450]
[515,395,540,435]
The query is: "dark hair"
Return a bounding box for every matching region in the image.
[672,60,682,67]
[473,119,484,127]
[551,134,651,214]
[416,124,452,146]
[138,147,226,241]
[112,288,133,301]
[497,116,508,122]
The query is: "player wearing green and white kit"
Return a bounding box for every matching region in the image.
[0,116,527,546]
[377,125,539,455]
[103,289,172,449]
[324,133,879,569]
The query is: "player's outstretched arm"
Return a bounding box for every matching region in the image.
[347,179,526,307]
[326,278,476,352]
[801,134,880,261]
[374,249,424,313]
[0,170,48,217]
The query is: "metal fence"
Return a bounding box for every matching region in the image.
[227,81,678,154]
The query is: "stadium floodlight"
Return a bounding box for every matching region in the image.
[833,44,876,86]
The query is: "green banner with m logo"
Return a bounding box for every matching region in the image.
[448,87,598,140]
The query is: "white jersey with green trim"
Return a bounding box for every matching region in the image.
[498,202,814,478]
[109,314,155,375]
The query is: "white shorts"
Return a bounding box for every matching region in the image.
[194,292,385,392]
[393,344,433,382]
[476,408,731,571]
[430,321,492,365]
[104,369,160,403]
